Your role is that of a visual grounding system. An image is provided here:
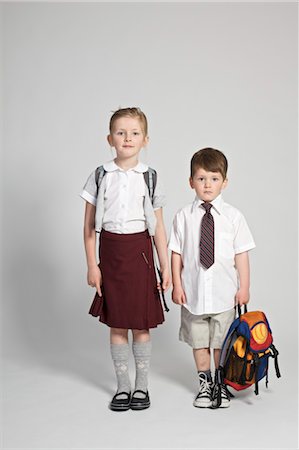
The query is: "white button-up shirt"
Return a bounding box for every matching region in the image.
[80,160,166,234]
[168,194,256,315]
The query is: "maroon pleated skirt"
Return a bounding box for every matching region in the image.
[89,229,165,329]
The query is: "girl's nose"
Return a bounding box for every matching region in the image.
[124,135,132,142]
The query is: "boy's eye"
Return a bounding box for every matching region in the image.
[116,131,124,135]
[133,132,140,136]
[212,178,219,182]
[199,177,205,181]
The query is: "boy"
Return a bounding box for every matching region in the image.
[169,148,255,408]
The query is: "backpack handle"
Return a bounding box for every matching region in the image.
[237,304,248,317]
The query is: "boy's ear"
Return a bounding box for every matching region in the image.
[189,177,194,189]
[222,178,228,190]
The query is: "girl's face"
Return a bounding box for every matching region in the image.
[190,167,227,202]
[107,117,148,162]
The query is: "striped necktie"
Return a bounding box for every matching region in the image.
[200,202,214,269]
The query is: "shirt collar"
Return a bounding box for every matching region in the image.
[192,193,224,214]
[103,160,148,173]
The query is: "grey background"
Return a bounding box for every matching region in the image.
[2,2,298,449]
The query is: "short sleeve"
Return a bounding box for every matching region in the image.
[80,170,97,206]
[168,213,183,255]
[152,173,166,210]
[233,212,256,254]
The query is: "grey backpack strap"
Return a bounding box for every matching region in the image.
[95,165,106,194]
[143,167,157,204]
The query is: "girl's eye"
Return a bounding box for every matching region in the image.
[116,131,124,135]
[212,178,219,182]
[198,178,204,182]
[133,132,140,136]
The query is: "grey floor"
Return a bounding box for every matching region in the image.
[3,338,298,450]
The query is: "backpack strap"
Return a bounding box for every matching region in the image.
[270,344,281,378]
[95,165,106,194]
[95,166,157,206]
[143,168,157,204]
[253,353,260,395]
[237,304,248,317]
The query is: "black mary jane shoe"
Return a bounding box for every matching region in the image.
[109,392,131,412]
[130,390,151,410]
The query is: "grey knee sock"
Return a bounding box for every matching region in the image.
[132,341,152,397]
[110,343,131,396]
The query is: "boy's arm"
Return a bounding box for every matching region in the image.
[83,202,102,296]
[235,251,250,305]
[171,252,186,305]
[153,208,171,291]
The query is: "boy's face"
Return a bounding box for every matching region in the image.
[190,167,227,202]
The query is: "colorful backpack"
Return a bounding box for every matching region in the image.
[214,305,281,407]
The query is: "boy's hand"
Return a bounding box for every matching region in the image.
[235,288,249,306]
[172,286,187,305]
[87,266,102,296]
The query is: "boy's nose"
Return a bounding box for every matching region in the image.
[124,135,132,142]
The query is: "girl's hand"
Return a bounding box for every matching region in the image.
[172,285,186,305]
[158,268,171,292]
[87,266,102,296]
[235,288,250,306]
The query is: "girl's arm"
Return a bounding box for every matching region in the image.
[235,251,250,305]
[153,208,171,291]
[83,202,102,295]
[171,252,186,305]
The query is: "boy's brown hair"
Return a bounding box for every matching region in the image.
[190,147,228,180]
[109,107,148,136]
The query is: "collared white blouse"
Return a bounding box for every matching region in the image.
[168,194,256,315]
[80,160,166,235]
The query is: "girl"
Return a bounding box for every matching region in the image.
[81,107,171,412]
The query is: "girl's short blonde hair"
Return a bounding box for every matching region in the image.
[109,107,148,136]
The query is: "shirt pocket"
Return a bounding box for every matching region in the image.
[218,232,235,259]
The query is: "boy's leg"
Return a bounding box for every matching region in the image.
[179,308,213,408]
[193,348,213,408]
[193,347,211,371]
[213,348,221,369]
[131,329,151,410]
[109,328,131,411]
[210,309,235,408]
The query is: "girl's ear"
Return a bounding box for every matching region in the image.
[189,177,194,189]
[143,135,149,147]
[107,134,113,147]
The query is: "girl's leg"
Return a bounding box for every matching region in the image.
[110,328,131,397]
[132,329,151,398]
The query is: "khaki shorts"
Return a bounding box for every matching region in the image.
[179,306,235,349]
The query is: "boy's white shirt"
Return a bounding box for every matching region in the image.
[168,194,256,315]
[80,160,166,235]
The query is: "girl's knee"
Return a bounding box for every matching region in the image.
[110,328,129,344]
[132,329,150,342]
